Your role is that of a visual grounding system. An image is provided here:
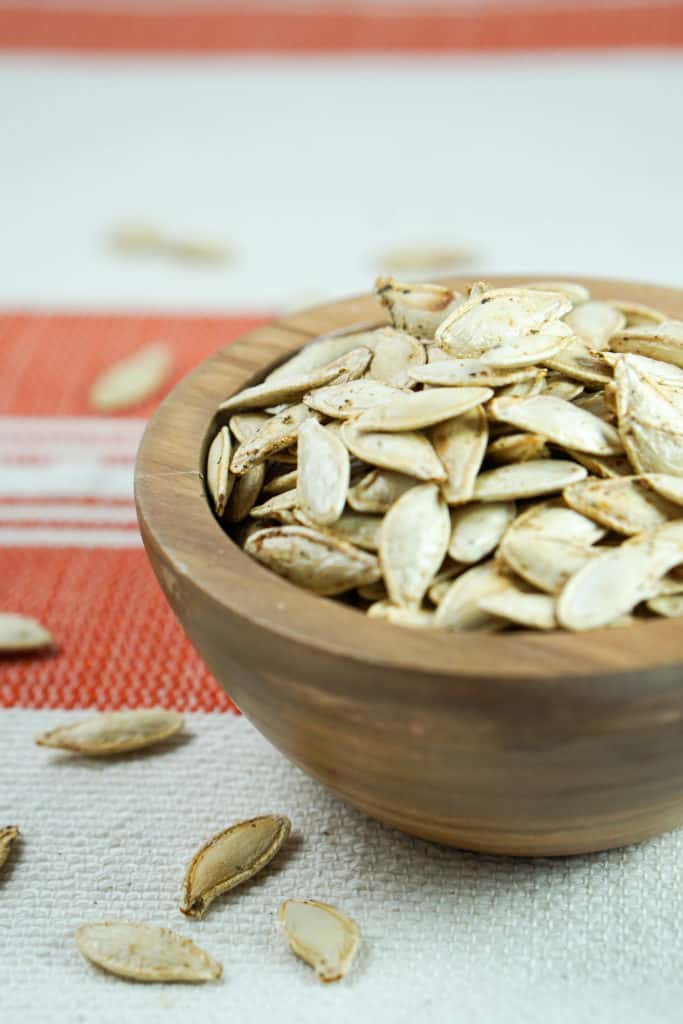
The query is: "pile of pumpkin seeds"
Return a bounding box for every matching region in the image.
[208,277,683,632]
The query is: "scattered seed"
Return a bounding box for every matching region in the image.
[279,899,360,983]
[75,921,222,983]
[0,613,53,652]
[35,709,183,755]
[90,343,173,412]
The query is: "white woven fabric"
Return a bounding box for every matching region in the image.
[2,708,682,1023]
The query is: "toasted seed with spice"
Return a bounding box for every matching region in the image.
[341,422,446,481]
[487,432,549,465]
[479,588,557,630]
[544,340,611,385]
[558,521,683,630]
[35,709,183,755]
[375,275,461,338]
[75,922,222,983]
[563,476,680,535]
[448,501,516,564]
[347,468,415,513]
[355,386,493,433]
[89,343,173,412]
[564,300,625,350]
[304,379,400,418]
[500,533,603,595]
[0,826,19,873]
[647,594,683,617]
[609,320,683,367]
[528,280,591,304]
[262,468,298,497]
[265,326,381,385]
[245,525,380,595]
[366,601,435,628]
[436,287,571,357]
[181,815,291,918]
[295,509,382,551]
[206,426,233,516]
[643,473,683,506]
[432,407,488,504]
[279,899,360,983]
[608,299,667,326]
[433,560,509,630]
[250,489,299,521]
[297,419,350,526]
[0,613,53,652]
[231,404,311,476]
[473,460,587,501]
[380,483,450,608]
[228,412,270,443]
[367,328,426,387]
[225,463,267,522]
[489,395,623,455]
[410,360,540,388]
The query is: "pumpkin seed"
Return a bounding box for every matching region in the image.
[500,532,603,595]
[279,899,360,983]
[206,427,233,516]
[558,521,683,630]
[564,300,625,350]
[436,287,570,357]
[487,432,549,465]
[231,404,311,476]
[304,379,400,418]
[340,422,446,481]
[563,476,681,535]
[448,501,516,564]
[0,613,53,652]
[473,459,587,501]
[367,328,426,387]
[643,473,683,507]
[295,509,382,551]
[225,463,267,522]
[355,386,492,433]
[479,588,557,630]
[245,525,380,595]
[347,468,415,513]
[411,360,541,388]
[376,275,461,339]
[181,815,291,918]
[489,395,623,455]
[544,340,612,384]
[608,300,667,326]
[262,468,298,497]
[380,483,450,607]
[297,419,349,526]
[367,601,435,628]
[220,347,371,412]
[432,406,488,504]
[35,709,183,755]
[89,343,172,412]
[528,280,591,304]
[647,594,683,617]
[0,826,19,873]
[433,560,509,630]
[265,327,380,385]
[250,489,299,521]
[75,922,222,983]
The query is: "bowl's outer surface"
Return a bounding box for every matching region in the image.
[136,277,683,855]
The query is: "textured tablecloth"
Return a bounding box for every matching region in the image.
[3,5,683,1021]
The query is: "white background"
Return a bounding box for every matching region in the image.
[2,52,683,313]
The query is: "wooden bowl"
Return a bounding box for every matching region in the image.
[135,276,683,856]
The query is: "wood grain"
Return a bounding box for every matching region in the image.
[136,277,683,856]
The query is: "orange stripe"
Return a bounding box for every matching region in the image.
[0,4,682,53]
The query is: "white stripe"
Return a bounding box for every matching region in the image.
[0,526,142,548]
[0,503,137,524]
[0,462,134,499]
[0,418,145,461]
[0,416,147,440]
[1,446,136,462]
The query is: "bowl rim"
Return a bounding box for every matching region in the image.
[135,274,683,682]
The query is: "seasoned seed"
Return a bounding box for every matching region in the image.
[367,601,435,628]
[228,412,270,444]
[558,521,683,630]
[367,329,426,387]
[411,360,542,388]
[35,709,183,755]
[487,433,549,465]
[225,463,267,522]
[500,533,603,595]
[488,395,623,455]
[220,347,371,412]
[0,613,53,652]
[564,300,625,350]
[433,560,509,630]
[355,386,492,433]
[436,287,570,357]
[647,594,683,617]
[245,525,380,595]
[89,343,172,412]
[380,484,450,607]
[607,300,667,326]
[279,899,360,983]
[448,501,516,564]
[0,826,19,873]
[295,509,382,551]
[643,473,683,507]
[479,588,557,630]
[181,815,291,918]
[527,280,591,304]
[206,427,233,516]
[347,468,415,513]
[304,379,400,418]
[262,468,298,497]
[265,326,381,385]
[231,404,310,476]
[544,340,612,384]
[473,460,587,501]
[375,275,461,338]
[297,419,350,526]
[250,489,299,521]
[563,476,681,535]
[75,922,222,983]
[340,422,446,481]
[432,407,488,504]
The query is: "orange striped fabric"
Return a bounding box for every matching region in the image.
[0,312,265,711]
[1,3,682,53]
